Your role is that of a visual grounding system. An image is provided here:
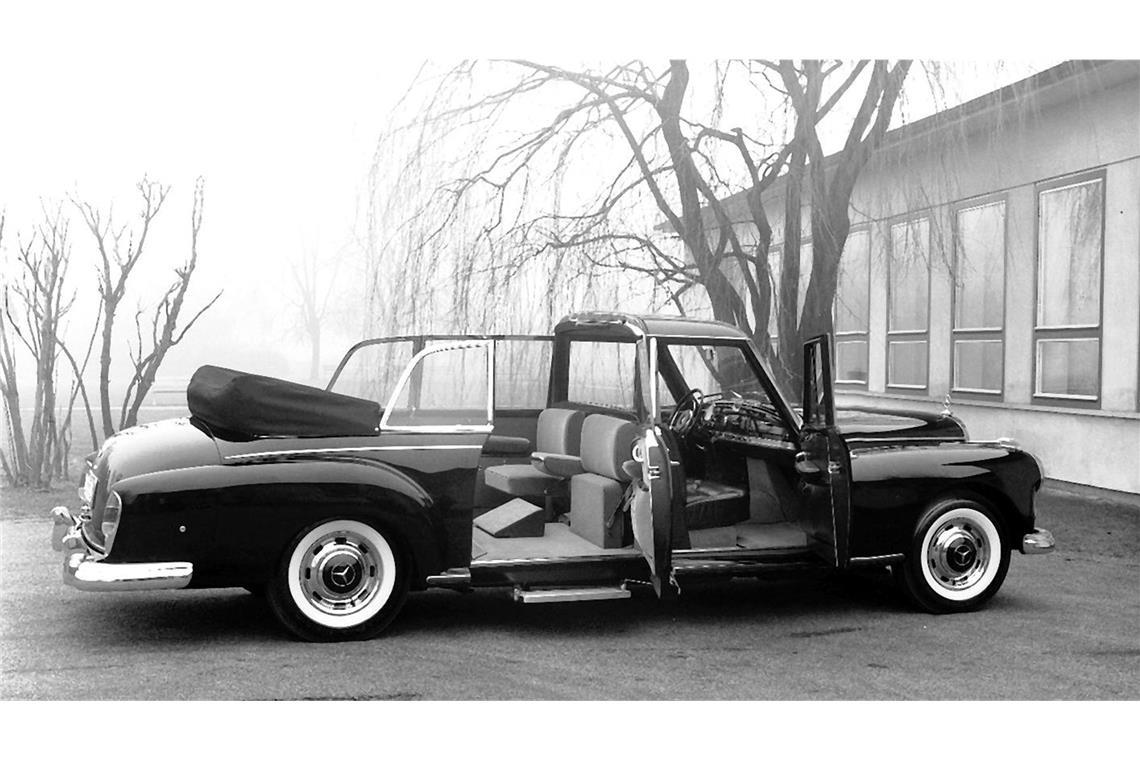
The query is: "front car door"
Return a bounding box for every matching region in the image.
[797,335,853,568]
[630,337,676,597]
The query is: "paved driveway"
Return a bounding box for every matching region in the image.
[1,485,1136,700]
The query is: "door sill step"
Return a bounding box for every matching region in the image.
[513,585,631,603]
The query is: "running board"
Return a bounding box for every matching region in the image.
[512,585,631,604]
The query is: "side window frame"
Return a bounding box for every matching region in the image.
[380,339,495,433]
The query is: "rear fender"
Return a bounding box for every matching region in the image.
[109,459,445,588]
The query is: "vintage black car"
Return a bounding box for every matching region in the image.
[51,312,1055,641]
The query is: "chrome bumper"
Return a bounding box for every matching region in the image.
[1020,527,1056,555]
[51,507,193,591]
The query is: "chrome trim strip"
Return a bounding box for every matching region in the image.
[847,553,904,566]
[223,444,484,462]
[1021,528,1055,555]
[843,436,962,445]
[470,551,641,568]
[425,569,472,588]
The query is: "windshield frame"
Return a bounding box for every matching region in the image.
[654,336,802,433]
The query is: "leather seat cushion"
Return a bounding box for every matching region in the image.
[684,480,750,530]
[484,464,560,496]
[579,415,639,482]
[536,408,587,456]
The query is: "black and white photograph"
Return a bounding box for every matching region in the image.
[0,0,1136,753]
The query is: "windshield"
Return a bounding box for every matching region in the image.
[659,340,799,422]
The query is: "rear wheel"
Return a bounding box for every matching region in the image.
[898,498,1009,614]
[267,518,409,641]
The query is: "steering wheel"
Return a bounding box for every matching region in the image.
[669,388,704,436]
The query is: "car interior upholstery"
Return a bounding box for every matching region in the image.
[474,341,811,563]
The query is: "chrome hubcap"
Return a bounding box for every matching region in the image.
[927,517,990,591]
[298,530,382,616]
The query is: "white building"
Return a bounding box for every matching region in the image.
[712,60,1140,494]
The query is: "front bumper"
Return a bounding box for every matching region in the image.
[51,507,193,591]
[1020,527,1056,555]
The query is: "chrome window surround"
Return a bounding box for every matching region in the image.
[379,339,495,433]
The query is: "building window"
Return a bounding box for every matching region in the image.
[835,229,870,385]
[952,198,1006,396]
[1034,171,1104,403]
[887,218,930,390]
[767,241,812,355]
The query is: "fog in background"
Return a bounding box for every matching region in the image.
[0,3,1062,403]
[1,5,419,397]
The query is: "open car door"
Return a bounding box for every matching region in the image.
[796,335,852,568]
[630,425,675,597]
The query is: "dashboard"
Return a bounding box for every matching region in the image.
[690,397,797,451]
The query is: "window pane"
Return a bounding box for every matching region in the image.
[388,344,489,426]
[798,241,812,328]
[768,242,813,335]
[331,340,414,405]
[953,340,1003,393]
[1037,338,1099,398]
[836,231,870,333]
[836,340,868,384]
[665,343,765,398]
[768,247,781,339]
[889,219,930,331]
[888,341,928,387]
[1038,179,1103,327]
[955,202,1005,329]
[568,341,636,410]
[494,339,551,409]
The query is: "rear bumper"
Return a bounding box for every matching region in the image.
[1020,527,1056,555]
[51,507,193,591]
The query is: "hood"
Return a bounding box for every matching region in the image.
[835,405,967,448]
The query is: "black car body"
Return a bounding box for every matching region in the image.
[51,312,1055,640]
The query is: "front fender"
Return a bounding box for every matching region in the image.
[109,459,444,588]
[847,443,1042,559]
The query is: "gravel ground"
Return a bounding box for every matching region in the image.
[1,481,1136,700]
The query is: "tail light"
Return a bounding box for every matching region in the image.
[101,490,122,553]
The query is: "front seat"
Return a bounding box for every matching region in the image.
[484,408,586,497]
[568,415,639,549]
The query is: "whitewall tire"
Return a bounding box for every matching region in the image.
[898,499,1010,614]
[268,518,409,641]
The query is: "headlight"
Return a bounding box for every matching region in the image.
[101,490,122,553]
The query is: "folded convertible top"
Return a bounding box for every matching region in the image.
[187,365,380,438]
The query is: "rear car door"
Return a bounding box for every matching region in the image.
[796,335,852,568]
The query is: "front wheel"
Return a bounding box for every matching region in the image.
[897,499,1010,614]
[267,518,409,641]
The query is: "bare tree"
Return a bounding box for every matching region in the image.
[75,177,221,438]
[0,206,75,488]
[371,60,911,388]
[289,244,341,383]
